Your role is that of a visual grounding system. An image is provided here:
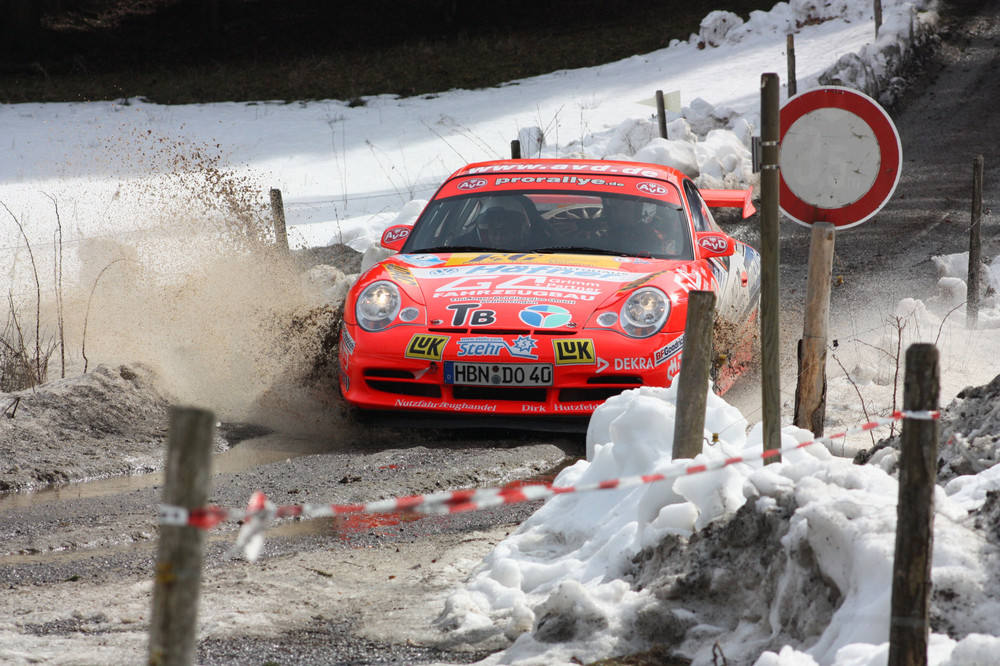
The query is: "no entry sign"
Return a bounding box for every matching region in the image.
[779,87,902,229]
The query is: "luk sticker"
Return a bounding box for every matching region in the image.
[456,335,539,360]
[553,339,595,365]
[405,334,449,361]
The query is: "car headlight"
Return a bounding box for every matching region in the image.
[356,281,401,331]
[620,287,669,338]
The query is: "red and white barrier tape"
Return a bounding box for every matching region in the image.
[158,410,938,557]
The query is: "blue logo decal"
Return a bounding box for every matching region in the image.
[519,304,572,328]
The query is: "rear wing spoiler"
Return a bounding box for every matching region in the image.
[700,187,756,219]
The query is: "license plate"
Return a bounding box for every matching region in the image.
[444,362,553,386]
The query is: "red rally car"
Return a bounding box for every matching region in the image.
[339,159,760,428]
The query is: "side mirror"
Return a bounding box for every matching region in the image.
[380,224,412,251]
[694,232,736,258]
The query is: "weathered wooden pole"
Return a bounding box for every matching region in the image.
[794,222,835,436]
[786,34,797,98]
[967,155,984,328]
[874,0,883,36]
[673,291,716,460]
[510,139,521,159]
[760,73,782,462]
[149,407,217,666]
[269,188,289,253]
[888,344,938,666]
[656,90,668,139]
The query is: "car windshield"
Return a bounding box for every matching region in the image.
[401,191,693,260]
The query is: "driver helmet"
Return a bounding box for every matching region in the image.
[476,207,527,246]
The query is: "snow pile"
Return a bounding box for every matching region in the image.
[439,381,1000,665]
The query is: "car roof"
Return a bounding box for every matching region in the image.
[436,159,688,205]
[448,158,687,185]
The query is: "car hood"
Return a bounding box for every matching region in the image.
[375,252,706,328]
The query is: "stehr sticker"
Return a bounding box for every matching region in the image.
[385,263,417,286]
[457,335,539,359]
[405,334,449,360]
[553,339,596,365]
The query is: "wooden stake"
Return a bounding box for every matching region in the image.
[269,188,289,253]
[760,73,782,462]
[673,291,716,460]
[149,407,217,666]
[967,156,984,328]
[656,90,668,139]
[794,222,835,436]
[888,344,938,666]
[786,34,797,98]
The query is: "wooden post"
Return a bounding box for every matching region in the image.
[874,0,883,36]
[967,156,984,328]
[673,291,716,460]
[760,73,782,462]
[149,407,217,666]
[269,188,289,253]
[510,140,521,159]
[794,222,835,436]
[786,34,797,98]
[888,344,938,666]
[656,90,668,139]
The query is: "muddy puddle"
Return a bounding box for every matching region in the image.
[0,430,326,512]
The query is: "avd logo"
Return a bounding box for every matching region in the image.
[636,182,668,195]
[698,234,729,253]
[519,304,571,328]
[457,178,488,190]
[383,226,410,243]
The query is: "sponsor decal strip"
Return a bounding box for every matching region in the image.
[160,411,939,561]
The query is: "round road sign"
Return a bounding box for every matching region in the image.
[779,86,902,229]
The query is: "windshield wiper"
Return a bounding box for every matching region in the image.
[413,245,487,253]
[530,246,632,257]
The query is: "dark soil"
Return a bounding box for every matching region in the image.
[2,0,777,103]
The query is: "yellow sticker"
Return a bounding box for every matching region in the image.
[405,334,449,360]
[385,263,417,286]
[553,339,596,365]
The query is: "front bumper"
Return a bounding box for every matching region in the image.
[338,322,684,417]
